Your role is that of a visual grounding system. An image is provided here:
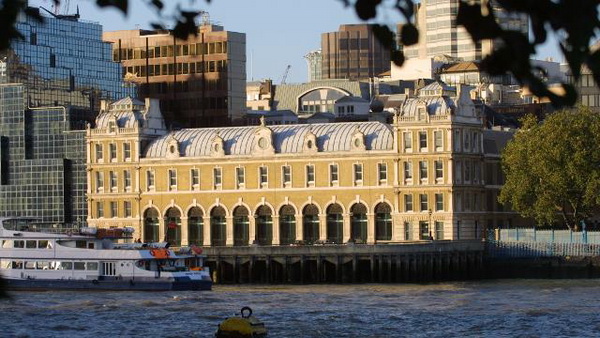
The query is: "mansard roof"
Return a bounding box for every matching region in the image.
[144,121,393,158]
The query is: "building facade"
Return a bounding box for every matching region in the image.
[304,50,323,82]
[321,24,391,81]
[86,83,525,247]
[103,24,246,128]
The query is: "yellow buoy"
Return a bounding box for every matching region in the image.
[215,306,267,337]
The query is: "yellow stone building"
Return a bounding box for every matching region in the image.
[86,83,522,247]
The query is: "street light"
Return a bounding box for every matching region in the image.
[428,209,433,240]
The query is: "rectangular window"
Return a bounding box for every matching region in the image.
[435,160,443,181]
[434,130,443,151]
[96,202,104,218]
[455,161,462,183]
[404,221,412,240]
[190,168,199,190]
[419,131,427,151]
[306,165,315,187]
[419,221,430,240]
[110,201,118,218]
[454,130,461,151]
[330,164,339,186]
[236,167,245,188]
[95,171,104,192]
[124,201,132,218]
[282,165,291,187]
[354,163,363,185]
[403,132,412,151]
[404,194,413,211]
[95,144,103,162]
[419,161,428,181]
[378,163,387,183]
[109,143,117,161]
[404,161,413,181]
[168,169,177,190]
[147,170,155,191]
[109,171,117,192]
[123,142,131,161]
[435,193,444,211]
[464,161,471,182]
[435,221,444,240]
[123,170,131,191]
[214,167,222,189]
[259,166,268,188]
[420,194,428,211]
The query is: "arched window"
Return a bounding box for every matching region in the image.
[255,205,273,246]
[279,205,296,245]
[375,203,392,241]
[188,207,203,246]
[326,204,343,244]
[210,206,227,246]
[350,203,368,243]
[164,207,181,247]
[302,204,319,244]
[233,206,250,246]
[143,208,159,243]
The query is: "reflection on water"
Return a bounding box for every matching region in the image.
[2,280,600,337]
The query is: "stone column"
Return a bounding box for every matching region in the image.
[318,214,327,241]
[295,213,303,241]
[367,212,375,244]
[202,216,211,246]
[180,216,189,246]
[272,215,280,246]
[225,216,234,246]
[158,217,165,242]
[249,216,256,244]
[342,213,351,243]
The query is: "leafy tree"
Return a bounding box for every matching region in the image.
[499,107,600,230]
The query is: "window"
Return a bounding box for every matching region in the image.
[464,161,471,182]
[435,221,444,240]
[213,167,222,189]
[404,221,412,240]
[403,132,412,151]
[109,143,117,161]
[354,163,363,185]
[404,194,413,211]
[435,160,443,181]
[404,161,413,181]
[259,166,268,188]
[147,170,155,191]
[454,130,461,151]
[168,169,177,190]
[191,169,199,190]
[434,130,443,151]
[123,142,131,160]
[306,165,315,187]
[96,202,104,218]
[419,131,427,151]
[435,193,444,211]
[419,221,430,240]
[95,144,103,162]
[455,161,462,183]
[95,172,104,192]
[109,171,117,192]
[472,132,479,152]
[330,164,339,186]
[464,131,471,151]
[110,201,118,218]
[282,165,291,187]
[124,201,132,218]
[236,167,245,188]
[419,161,428,181]
[378,163,387,183]
[420,194,428,211]
[123,170,131,191]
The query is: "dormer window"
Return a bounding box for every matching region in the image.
[108,121,116,133]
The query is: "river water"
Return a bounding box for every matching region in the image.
[2,279,599,337]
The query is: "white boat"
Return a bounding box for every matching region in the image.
[0,218,212,291]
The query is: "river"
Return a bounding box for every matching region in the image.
[2,279,599,337]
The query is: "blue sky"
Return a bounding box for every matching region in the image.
[29,0,561,84]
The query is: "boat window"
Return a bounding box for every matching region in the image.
[87,243,95,249]
[61,262,73,270]
[14,240,24,248]
[11,261,23,269]
[39,240,49,248]
[74,262,86,270]
[26,240,36,248]
[86,262,99,271]
[24,261,36,269]
[37,261,50,270]
[75,241,87,248]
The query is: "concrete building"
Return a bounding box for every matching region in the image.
[304,50,323,82]
[86,83,525,247]
[103,23,246,128]
[321,24,391,81]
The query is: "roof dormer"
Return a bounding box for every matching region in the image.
[351,126,366,152]
[211,133,225,157]
[253,121,275,156]
[303,128,318,154]
[165,134,181,159]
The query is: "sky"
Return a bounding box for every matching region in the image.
[29,0,562,84]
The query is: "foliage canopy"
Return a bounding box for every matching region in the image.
[499,108,600,229]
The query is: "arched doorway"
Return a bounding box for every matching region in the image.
[233,206,250,246]
[326,204,343,244]
[255,205,273,246]
[143,208,159,243]
[210,206,227,246]
[375,203,392,241]
[279,205,296,245]
[302,204,319,244]
[164,207,181,246]
[350,203,368,243]
[188,207,203,246]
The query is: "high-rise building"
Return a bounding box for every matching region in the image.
[304,50,322,82]
[321,24,391,81]
[403,0,528,60]
[103,23,246,128]
[1,7,129,110]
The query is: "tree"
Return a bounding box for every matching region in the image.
[0,0,599,107]
[499,107,600,230]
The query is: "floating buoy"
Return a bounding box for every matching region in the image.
[215,306,267,337]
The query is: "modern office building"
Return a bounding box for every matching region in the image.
[0,83,87,226]
[86,83,525,247]
[304,50,322,82]
[1,7,128,110]
[321,24,391,81]
[403,0,528,60]
[103,23,246,128]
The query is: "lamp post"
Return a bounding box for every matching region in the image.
[428,209,433,240]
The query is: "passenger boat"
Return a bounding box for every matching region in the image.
[0,218,212,291]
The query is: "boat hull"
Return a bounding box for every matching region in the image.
[4,277,212,291]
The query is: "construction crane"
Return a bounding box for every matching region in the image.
[280,65,291,85]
